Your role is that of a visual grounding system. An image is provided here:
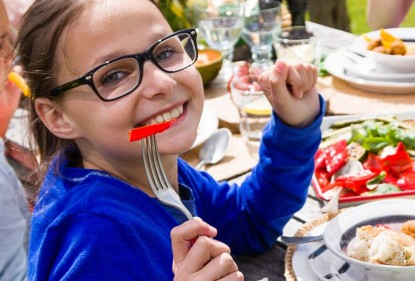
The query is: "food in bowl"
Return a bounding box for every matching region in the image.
[195,48,223,86]
[365,28,414,56]
[323,199,415,281]
[363,28,415,72]
[347,221,415,266]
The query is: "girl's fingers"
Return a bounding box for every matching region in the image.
[258,60,289,103]
[180,236,231,273]
[218,271,245,281]
[199,252,242,280]
[171,217,217,265]
[286,64,304,98]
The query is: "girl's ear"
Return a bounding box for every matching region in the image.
[34,98,81,139]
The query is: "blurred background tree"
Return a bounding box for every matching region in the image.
[157,0,415,35]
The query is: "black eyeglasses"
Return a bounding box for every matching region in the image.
[50,28,198,102]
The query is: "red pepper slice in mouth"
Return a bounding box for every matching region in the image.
[128,119,177,142]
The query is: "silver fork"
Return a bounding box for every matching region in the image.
[141,135,193,220]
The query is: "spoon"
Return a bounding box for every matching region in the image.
[280,235,324,245]
[195,128,232,170]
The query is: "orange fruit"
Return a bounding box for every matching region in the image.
[380,28,402,43]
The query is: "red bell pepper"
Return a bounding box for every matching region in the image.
[396,168,415,190]
[363,152,384,173]
[315,169,330,189]
[314,148,326,170]
[128,119,177,142]
[324,139,348,176]
[334,169,380,194]
[381,142,413,176]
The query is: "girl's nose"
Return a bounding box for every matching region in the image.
[139,61,177,98]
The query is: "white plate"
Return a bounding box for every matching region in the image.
[292,224,365,281]
[192,104,219,148]
[292,224,325,281]
[323,199,415,281]
[342,50,415,82]
[292,215,413,281]
[324,48,415,94]
[308,240,366,281]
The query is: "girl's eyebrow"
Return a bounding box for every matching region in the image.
[91,31,171,66]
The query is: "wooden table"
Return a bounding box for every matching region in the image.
[198,22,415,280]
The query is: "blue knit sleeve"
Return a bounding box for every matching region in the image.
[179,95,325,255]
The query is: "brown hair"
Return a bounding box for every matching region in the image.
[16,0,162,190]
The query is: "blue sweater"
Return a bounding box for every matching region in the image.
[28,99,324,280]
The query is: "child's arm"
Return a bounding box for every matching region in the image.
[171,218,243,281]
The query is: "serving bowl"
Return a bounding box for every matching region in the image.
[195,47,223,86]
[361,28,415,73]
[370,50,415,73]
[323,199,415,281]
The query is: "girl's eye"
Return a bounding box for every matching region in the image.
[154,47,175,62]
[100,70,128,87]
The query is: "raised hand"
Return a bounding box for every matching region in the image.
[258,59,321,128]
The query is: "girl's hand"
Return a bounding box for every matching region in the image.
[171,217,244,281]
[258,59,320,128]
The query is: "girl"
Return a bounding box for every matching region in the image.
[16,0,324,280]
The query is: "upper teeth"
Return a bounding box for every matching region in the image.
[147,105,183,125]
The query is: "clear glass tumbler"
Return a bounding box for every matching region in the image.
[241,0,282,69]
[192,0,246,80]
[273,26,318,64]
[230,71,272,145]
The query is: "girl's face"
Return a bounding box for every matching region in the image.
[49,0,203,176]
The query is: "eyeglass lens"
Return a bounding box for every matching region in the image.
[93,32,197,100]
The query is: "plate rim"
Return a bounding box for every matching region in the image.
[324,47,415,94]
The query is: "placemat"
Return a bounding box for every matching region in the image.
[181,134,259,181]
[284,208,353,281]
[318,76,415,115]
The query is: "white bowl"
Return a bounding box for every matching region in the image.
[323,199,415,281]
[360,28,415,73]
[370,50,415,73]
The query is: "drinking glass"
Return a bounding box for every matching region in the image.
[273,26,318,65]
[192,0,245,79]
[241,0,282,69]
[230,64,272,145]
